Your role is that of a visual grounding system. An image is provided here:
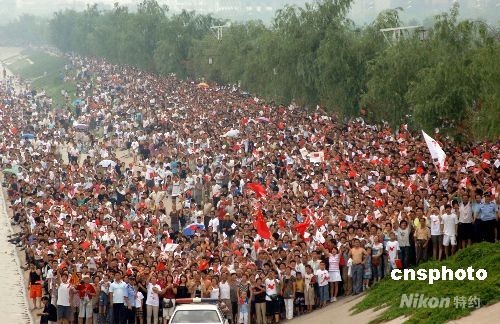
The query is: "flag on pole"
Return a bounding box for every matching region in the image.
[246,183,267,198]
[422,130,446,172]
[253,209,271,239]
[294,216,311,236]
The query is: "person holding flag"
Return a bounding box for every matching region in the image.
[422,130,447,172]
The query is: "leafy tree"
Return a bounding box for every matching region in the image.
[38,0,500,141]
[406,4,495,139]
[470,37,500,140]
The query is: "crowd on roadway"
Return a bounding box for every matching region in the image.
[0,54,498,324]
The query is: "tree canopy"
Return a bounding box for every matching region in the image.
[2,0,498,141]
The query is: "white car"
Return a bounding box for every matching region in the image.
[170,299,229,324]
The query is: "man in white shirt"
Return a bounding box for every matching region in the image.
[149,186,166,208]
[145,276,161,324]
[56,273,75,324]
[307,250,321,273]
[428,207,442,260]
[145,162,157,188]
[441,204,458,258]
[386,232,400,270]
[130,140,139,162]
[218,273,233,320]
[109,271,128,324]
[208,214,220,233]
[293,257,306,277]
[458,195,474,248]
[395,220,411,269]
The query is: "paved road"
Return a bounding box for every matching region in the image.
[287,295,400,324]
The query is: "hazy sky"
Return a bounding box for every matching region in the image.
[1,0,499,24]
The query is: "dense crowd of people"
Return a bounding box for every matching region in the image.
[0,54,498,324]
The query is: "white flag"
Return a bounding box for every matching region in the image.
[314,230,325,243]
[422,130,446,172]
[309,151,324,163]
[164,244,179,252]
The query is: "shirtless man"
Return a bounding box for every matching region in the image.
[349,239,367,295]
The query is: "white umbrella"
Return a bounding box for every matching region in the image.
[221,129,240,138]
[99,160,117,168]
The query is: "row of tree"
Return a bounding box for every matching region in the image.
[4,0,499,140]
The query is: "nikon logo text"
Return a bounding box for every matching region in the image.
[400,294,450,308]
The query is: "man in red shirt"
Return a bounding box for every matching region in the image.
[77,275,96,324]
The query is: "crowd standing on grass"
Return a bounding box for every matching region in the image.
[0,54,498,324]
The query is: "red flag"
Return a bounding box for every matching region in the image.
[157,262,166,271]
[199,260,209,271]
[80,241,91,250]
[277,219,286,229]
[294,216,311,236]
[315,217,326,228]
[246,183,267,198]
[253,209,271,239]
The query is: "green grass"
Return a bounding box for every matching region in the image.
[353,242,500,323]
[7,48,76,107]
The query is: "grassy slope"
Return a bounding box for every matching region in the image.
[354,242,500,323]
[8,49,75,106]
